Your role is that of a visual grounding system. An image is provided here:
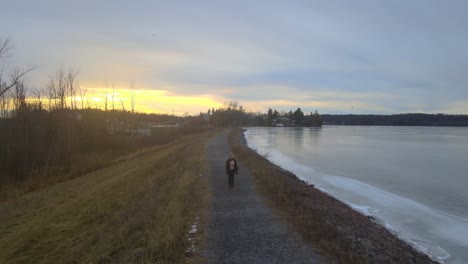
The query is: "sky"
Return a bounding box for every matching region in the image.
[1,0,468,115]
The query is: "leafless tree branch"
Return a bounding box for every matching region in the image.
[0,66,36,97]
[0,38,12,60]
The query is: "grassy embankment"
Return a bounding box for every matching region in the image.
[0,126,201,202]
[229,128,436,264]
[0,129,216,264]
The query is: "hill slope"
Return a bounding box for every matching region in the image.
[0,132,212,264]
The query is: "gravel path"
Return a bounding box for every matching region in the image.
[202,131,333,264]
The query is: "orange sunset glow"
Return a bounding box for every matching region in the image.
[79,87,223,115]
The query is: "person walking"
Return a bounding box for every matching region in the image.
[225,152,238,190]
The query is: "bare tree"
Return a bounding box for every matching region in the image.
[104,81,108,112]
[130,80,135,113]
[45,67,80,110]
[56,66,67,109]
[0,85,11,118]
[66,68,79,110]
[12,81,27,114]
[0,38,12,60]
[229,100,239,110]
[221,100,239,111]
[78,82,87,109]
[112,83,115,111]
[119,97,125,111]
[0,67,35,98]
[33,88,43,110]
[47,74,57,110]
[0,38,35,98]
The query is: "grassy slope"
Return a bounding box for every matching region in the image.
[0,131,214,264]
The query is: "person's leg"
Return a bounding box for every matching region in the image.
[228,173,234,189]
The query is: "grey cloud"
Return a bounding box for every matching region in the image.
[1,0,468,113]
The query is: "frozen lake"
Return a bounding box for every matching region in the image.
[244,126,468,264]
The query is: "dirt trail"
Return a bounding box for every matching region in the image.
[202,131,334,263]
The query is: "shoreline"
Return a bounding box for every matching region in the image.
[229,127,438,264]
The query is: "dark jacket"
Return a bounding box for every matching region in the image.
[225,158,238,175]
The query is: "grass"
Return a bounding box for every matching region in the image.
[0,151,114,202]
[0,127,210,202]
[228,128,436,264]
[0,130,215,264]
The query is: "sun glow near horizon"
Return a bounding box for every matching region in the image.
[79,87,223,115]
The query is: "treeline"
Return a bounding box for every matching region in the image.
[322,114,468,126]
[0,105,193,191]
[265,108,323,127]
[207,101,247,127]
[204,103,323,127]
[0,38,206,196]
[0,104,203,196]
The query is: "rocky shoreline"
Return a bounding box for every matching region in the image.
[229,128,438,264]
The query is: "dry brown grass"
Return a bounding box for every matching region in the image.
[0,151,113,202]
[0,130,215,264]
[0,127,211,202]
[229,128,436,264]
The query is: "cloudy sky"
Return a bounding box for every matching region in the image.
[1,0,468,114]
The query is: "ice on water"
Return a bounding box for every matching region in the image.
[244,128,468,264]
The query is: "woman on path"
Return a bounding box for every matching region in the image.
[225,152,238,190]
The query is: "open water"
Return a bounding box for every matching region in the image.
[245,126,468,264]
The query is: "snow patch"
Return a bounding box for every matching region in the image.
[185,217,200,256]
